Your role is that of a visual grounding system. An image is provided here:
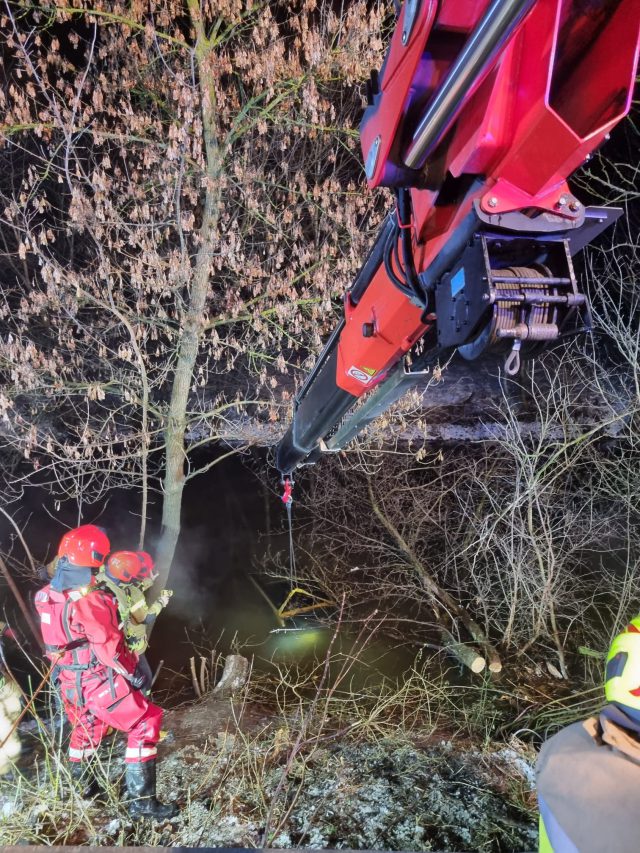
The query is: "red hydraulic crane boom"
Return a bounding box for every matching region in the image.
[276,0,640,476]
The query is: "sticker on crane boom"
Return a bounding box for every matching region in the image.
[451,267,466,297]
[347,365,377,385]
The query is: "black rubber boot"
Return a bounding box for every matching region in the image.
[69,761,101,799]
[125,759,178,820]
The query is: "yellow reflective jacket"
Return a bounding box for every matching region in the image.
[96,574,166,654]
[536,709,640,852]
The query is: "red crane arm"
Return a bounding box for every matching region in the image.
[276,0,640,475]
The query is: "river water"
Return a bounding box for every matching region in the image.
[149,454,422,700]
[0,452,436,704]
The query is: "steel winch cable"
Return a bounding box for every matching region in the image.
[488,266,558,375]
[281,478,297,584]
[286,498,297,585]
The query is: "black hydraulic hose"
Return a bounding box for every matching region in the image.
[397,188,426,305]
[384,221,410,295]
[417,205,481,293]
[391,227,404,280]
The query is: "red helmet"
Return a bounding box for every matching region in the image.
[106,550,156,583]
[135,551,157,581]
[57,525,110,569]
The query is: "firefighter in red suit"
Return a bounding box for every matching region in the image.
[35,525,176,819]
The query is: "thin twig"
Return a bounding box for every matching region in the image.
[0,555,43,650]
[0,506,37,575]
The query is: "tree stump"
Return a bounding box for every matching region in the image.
[212,654,249,697]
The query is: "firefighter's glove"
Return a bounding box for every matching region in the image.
[128,667,146,691]
[130,674,146,691]
[157,589,173,608]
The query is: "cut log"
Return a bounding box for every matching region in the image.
[440,629,486,674]
[487,655,503,674]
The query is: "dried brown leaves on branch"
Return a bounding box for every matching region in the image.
[0,0,387,569]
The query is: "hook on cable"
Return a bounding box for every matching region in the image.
[281,476,294,506]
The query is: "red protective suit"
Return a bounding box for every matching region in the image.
[35,582,162,763]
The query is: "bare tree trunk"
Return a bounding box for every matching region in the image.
[527,494,568,678]
[154,4,223,590]
[366,479,502,673]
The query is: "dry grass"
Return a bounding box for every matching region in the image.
[0,639,544,848]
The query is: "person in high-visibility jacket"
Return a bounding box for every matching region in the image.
[97,551,172,694]
[536,615,640,852]
[0,622,22,776]
[35,525,177,819]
